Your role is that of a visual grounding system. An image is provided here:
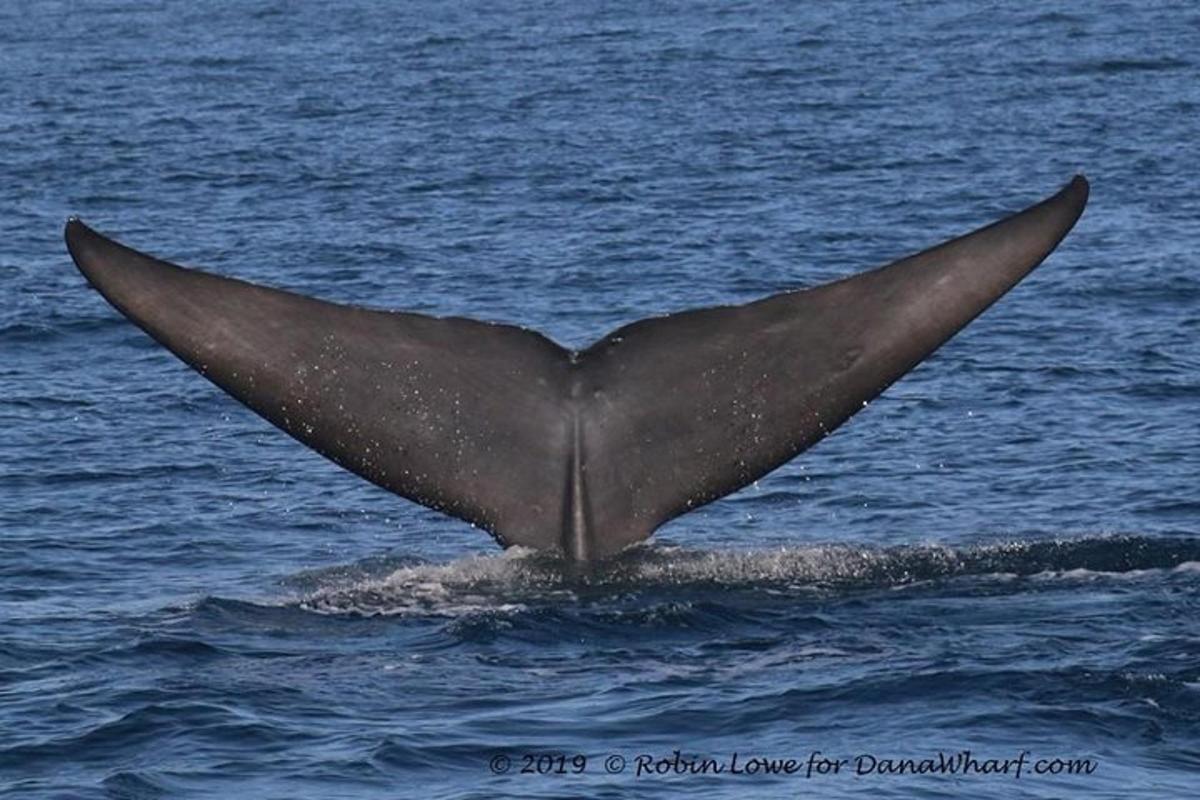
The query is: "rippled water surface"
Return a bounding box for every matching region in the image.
[2,1,1198,798]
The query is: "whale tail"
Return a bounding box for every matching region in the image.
[67,176,1088,560]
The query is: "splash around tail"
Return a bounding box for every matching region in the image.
[289,533,1197,618]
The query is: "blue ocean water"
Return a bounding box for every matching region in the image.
[2,1,1198,797]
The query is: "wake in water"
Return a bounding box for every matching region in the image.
[288,534,1200,617]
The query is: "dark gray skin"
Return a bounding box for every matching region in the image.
[66,176,1089,561]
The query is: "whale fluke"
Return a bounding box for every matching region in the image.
[67,176,1089,560]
